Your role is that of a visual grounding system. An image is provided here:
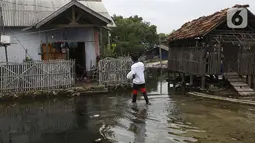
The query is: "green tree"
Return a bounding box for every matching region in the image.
[104,44,116,57]
[158,33,168,43]
[110,15,158,56]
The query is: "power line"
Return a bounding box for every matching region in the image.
[6,26,33,59]
[7,27,63,59]
[11,28,62,37]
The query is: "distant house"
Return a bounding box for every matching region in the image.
[145,45,169,60]
[0,0,115,72]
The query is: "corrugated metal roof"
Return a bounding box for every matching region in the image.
[36,0,112,28]
[159,44,169,51]
[0,0,115,27]
[168,4,250,42]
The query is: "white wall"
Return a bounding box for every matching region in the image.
[85,28,96,70]
[0,28,42,62]
[0,27,99,71]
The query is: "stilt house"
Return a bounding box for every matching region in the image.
[168,4,255,95]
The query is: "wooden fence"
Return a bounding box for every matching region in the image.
[98,57,132,86]
[0,60,75,93]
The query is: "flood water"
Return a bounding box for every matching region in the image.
[0,73,255,143]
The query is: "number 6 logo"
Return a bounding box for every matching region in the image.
[227,8,248,28]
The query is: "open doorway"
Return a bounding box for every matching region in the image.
[69,42,86,79]
[222,43,240,72]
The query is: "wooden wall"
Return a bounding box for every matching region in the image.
[168,46,205,75]
[238,46,255,75]
[206,44,222,75]
[41,44,67,61]
[168,45,222,76]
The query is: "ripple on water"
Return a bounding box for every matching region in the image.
[101,95,203,143]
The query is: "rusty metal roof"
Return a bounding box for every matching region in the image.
[168,4,250,42]
[0,0,115,27]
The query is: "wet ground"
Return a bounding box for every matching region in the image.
[0,74,255,143]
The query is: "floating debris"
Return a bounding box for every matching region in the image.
[91,114,100,118]
[94,138,102,142]
[94,114,100,118]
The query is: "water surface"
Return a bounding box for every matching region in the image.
[0,79,255,143]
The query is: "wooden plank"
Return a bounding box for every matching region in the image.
[228,78,244,82]
[231,82,249,87]
[225,72,255,96]
[188,92,255,105]
[234,87,254,92]
[239,92,255,96]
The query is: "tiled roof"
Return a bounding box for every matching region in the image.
[168,4,250,42]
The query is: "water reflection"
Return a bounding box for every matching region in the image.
[129,104,148,143]
[145,69,160,92]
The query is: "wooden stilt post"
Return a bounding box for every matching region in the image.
[190,75,194,86]
[253,75,255,90]
[251,75,254,88]
[201,76,206,89]
[168,70,171,95]
[173,71,176,92]
[181,73,185,85]
[181,73,185,93]
[248,75,253,88]
[248,75,251,87]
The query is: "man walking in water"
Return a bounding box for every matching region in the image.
[127,53,151,105]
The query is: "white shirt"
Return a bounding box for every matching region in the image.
[126,62,145,84]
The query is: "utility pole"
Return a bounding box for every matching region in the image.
[159,35,163,94]
[108,30,111,48]
[0,7,9,64]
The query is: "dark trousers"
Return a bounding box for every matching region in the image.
[132,83,149,104]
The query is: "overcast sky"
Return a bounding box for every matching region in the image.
[103,0,255,34]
